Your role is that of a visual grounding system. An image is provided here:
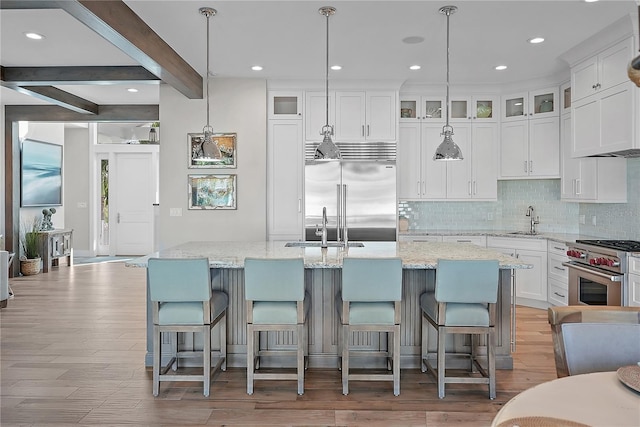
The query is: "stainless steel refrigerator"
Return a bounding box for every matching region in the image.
[304,142,397,242]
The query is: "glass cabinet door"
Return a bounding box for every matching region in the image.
[529,87,559,119]
[449,99,469,122]
[400,95,419,121]
[561,83,571,113]
[473,98,496,121]
[504,94,526,121]
[268,91,302,119]
[422,98,444,120]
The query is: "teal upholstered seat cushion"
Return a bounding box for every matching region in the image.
[420,292,490,327]
[251,292,311,324]
[157,291,228,325]
[349,301,396,325]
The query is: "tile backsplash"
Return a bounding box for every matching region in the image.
[399,158,639,240]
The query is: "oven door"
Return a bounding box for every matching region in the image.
[564,262,623,306]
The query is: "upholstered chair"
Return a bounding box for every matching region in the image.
[421,259,500,399]
[148,257,228,397]
[548,306,640,377]
[338,257,403,396]
[244,257,309,395]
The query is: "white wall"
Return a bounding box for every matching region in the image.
[64,127,90,253]
[158,78,267,248]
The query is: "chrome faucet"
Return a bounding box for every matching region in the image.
[526,205,540,234]
[315,206,328,248]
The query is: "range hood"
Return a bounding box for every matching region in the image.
[588,149,640,158]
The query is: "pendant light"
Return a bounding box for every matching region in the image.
[199,7,222,161]
[433,5,463,161]
[314,6,341,160]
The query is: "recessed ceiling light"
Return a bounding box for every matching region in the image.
[528,37,545,44]
[251,65,263,71]
[495,65,507,71]
[331,65,342,71]
[584,0,599,3]
[127,88,138,93]
[24,32,44,40]
[402,36,425,44]
[409,65,421,70]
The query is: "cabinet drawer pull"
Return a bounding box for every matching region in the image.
[553,246,564,251]
[524,161,528,172]
[553,266,566,272]
[554,291,566,298]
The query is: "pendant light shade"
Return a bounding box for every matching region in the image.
[199,7,222,161]
[434,5,463,161]
[314,6,341,160]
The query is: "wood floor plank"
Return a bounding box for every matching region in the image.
[1,262,558,426]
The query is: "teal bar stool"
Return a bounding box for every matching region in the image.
[421,259,499,399]
[338,257,403,396]
[148,258,228,397]
[244,257,309,395]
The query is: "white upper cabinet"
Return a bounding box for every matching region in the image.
[449,95,499,123]
[500,86,560,179]
[571,37,638,157]
[572,38,633,102]
[268,91,303,119]
[335,91,396,141]
[560,83,627,203]
[305,91,334,142]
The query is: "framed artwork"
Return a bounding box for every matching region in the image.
[188,174,237,210]
[21,139,63,207]
[189,132,236,168]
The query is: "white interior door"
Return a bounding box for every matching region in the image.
[112,153,154,255]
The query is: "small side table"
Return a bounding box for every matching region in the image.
[36,229,73,273]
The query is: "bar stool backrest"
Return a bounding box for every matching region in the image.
[341,257,403,302]
[435,259,499,304]
[244,258,305,301]
[148,258,211,303]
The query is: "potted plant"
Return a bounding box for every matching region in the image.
[19,217,42,276]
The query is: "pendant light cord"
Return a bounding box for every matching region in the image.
[445,8,451,129]
[325,11,329,128]
[206,12,211,130]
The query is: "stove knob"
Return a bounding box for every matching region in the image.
[606,259,614,267]
[596,258,603,265]
[566,250,572,257]
[590,259,596,265]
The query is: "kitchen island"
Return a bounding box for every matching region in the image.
[127,241,531,369]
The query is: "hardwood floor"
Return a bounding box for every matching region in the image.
[1,262,557,426]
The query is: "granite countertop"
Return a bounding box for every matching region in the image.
[399,229,604,245]
[126,241,531,270]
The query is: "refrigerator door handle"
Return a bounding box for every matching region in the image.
[336,184,342,242]
[342,184,348,245]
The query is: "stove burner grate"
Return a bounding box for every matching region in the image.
[576,240,640,252]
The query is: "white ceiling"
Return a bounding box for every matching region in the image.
[1,0,638,106]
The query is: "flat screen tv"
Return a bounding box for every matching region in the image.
[21,139,63,207]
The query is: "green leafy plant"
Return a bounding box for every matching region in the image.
[20,216,42,260]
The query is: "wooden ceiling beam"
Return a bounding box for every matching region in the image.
[1,66,160,85]
[60,0,202,99]
[5,104,159,122]
[7,86,99,115]
[1,0,202,99]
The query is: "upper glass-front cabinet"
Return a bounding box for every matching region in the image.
[561,83,571,113]
[268,91,303,119]
[502,87,558,121]
[399,94,445,121]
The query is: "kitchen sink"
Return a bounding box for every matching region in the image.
[507,231,539,235]
[284,241,365,248]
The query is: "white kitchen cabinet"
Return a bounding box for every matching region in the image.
[572,38,633,102]
[398,121,497,201]
[304,91,334,142]
[570,37,639,157]
[335,91,396,141]
[399,94,444,123]
[446,122,498,200]
[500,87,559,179]
[560,97,627,202]
[547,241,569,306]
[397,122,446,200]
[267,120,303,241]
[268,91,303,120]
[449,95,499,123]
[628,256,640,307]
[488,237,548,308]
[500,116,559,179]
[442,235,486,247]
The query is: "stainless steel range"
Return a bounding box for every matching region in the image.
[564,240,640,306]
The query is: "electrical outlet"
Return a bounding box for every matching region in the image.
[169,208,182,217]
[487,212,494,221]
[579,215,585,224]
[592,215,597,226]
[77,202,87,208]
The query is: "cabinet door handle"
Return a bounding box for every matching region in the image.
[298,198,302,213]
[117,213,121,223]
[362,125,365,136]
[529,160,533,173]
[468,181,472,195]
[592,84,598,90]
[553,266,566,272]
[422,181,426,195]
[576,179,581,195]
[524,161,528,173]
[473,181,477,195]
[367,124,370,136]
[417,181,420,196]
